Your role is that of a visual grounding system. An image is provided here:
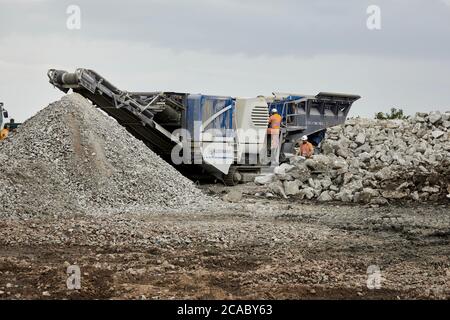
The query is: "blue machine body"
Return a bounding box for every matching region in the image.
[185,94,235,140]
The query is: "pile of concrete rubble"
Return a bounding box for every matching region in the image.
[0,94,216,216]
[256,111,450,204]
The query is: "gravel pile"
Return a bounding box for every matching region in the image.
[0,93,216,216]
[256,111,450,204]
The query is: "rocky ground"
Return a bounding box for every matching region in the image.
[0,194,448,300]
[0,95,448,300]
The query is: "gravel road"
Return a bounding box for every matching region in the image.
[0,196,448,300]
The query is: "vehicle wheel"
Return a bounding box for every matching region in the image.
[223,166,242,186]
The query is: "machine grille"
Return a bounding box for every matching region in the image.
[251,105,269,128]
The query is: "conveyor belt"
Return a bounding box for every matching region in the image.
[48,68,181,155]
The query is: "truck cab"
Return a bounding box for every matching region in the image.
[0,103,21,137]
[0,102,8,130]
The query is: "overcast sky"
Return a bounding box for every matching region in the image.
[1,0,450,121]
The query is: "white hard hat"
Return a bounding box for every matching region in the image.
[301,135,308,141]
[271,108,278,113]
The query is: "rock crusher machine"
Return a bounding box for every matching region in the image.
[48,68,360,185]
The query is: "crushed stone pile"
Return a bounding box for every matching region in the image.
[0,93,217,216]
[256,111,450,204]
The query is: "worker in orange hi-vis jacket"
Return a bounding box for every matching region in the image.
[297,135,314,158]
[268,108,282,165]
[0,127,8,141]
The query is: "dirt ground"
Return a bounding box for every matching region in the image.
[0,187,449,300]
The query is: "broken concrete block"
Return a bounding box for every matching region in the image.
[442,121,450,129]
[370,197,388,205]
[410,191,420,201]
[254,174,275,185]
[335,189,353,202]
[358,188,380,203]
[332,158,348,170]
[222,190,242,203]
[274,163,295,175]
[283,180,301,196]
[431,130,445,139]
[268,181,288,199]
[375,167,393,181]
[320,177,333,189]
[304,155,332,172]
[428,111,442,124]
[381,190,408,199]
[355,132,366,145]
[317,191,333,202]
[299,187,315,200]
[421,186,440,193]
[359,152,371,163]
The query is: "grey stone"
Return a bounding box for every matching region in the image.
[317,191,333,202]
[299,187,315,200]
[381,190,408,199]
[428,111,442,124]
[289,169,310,182]
[336,147,351,159]
[414,116,425,123]
[411,191,420,201]
[255,174,276,185]
[274,163,295,175]
[375,167,394,181]
[283,180,301,196]
[332,158,348,170]
[320,140,335,155]
[355,132,366,145]
[304,155,332,172]
[431,130,445,139]
[355,143,371,154]
[343,172,354,184]
[421,186,440,193]
[329,184,340,192]
[289,156,306,166]
[358,188,380,203]
[320,177,333,189]
[268,181,288,199]
[222,190,242,203]
[343,179,363,193]
[359,152,371,163]
[335,189,353,202]
[442,112,450,121]
[442,121,450,129]
[370,197,389,205]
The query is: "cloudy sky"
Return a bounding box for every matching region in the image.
[1,0,450,121]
